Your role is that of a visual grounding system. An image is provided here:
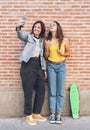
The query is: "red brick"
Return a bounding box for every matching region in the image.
[0,0,90,91]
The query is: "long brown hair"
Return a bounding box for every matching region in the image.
[31,20,45,39]
[47,21,64,49]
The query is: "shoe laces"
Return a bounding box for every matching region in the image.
[38,114,41,117]
[56,115,61,120]
[50,114,55,119]
[29,115,34,121]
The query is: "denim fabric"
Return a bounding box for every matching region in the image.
[47,62,66,113]
[17,32,46,70]
[20,40,36,63]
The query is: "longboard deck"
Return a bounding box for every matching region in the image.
[70,84,79,119]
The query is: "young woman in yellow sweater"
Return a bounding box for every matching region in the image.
[44,21,70,124]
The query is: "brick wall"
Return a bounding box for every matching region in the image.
[0,0,90,91]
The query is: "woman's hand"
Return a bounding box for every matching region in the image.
[58,38,70,57]
[43,70,47,80]
[20,16,26,27]
[58,49,64,56]
[16,17,26,31]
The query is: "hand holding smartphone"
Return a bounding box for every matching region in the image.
[16,16,27,31]
[20,16,27,27]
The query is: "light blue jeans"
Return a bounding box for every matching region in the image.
[47,62,66,113]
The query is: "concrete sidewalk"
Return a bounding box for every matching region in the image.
[0,116,90,130]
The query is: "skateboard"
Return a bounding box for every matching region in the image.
[70,83,79,119]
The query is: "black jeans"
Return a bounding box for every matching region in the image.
[20,57,45,115]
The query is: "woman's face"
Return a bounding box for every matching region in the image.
[33,23,41,37]
[49,22,57,32]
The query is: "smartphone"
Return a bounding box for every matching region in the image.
[20,16,27,27]
[21,16,27,22]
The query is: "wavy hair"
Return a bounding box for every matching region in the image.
[47,21,64,48]
[31,20,45,39]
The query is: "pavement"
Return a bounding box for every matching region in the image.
[0,116,90,130]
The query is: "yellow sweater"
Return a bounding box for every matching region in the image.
[48,41,65,62]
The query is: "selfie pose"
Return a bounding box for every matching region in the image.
[16,19,47,125]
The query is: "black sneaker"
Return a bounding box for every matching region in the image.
[55,115,62,124]
[49,114,56,124]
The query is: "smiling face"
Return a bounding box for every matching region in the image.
[33,23,41,38]
[32,21,45,38]
[49,21,57,32]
